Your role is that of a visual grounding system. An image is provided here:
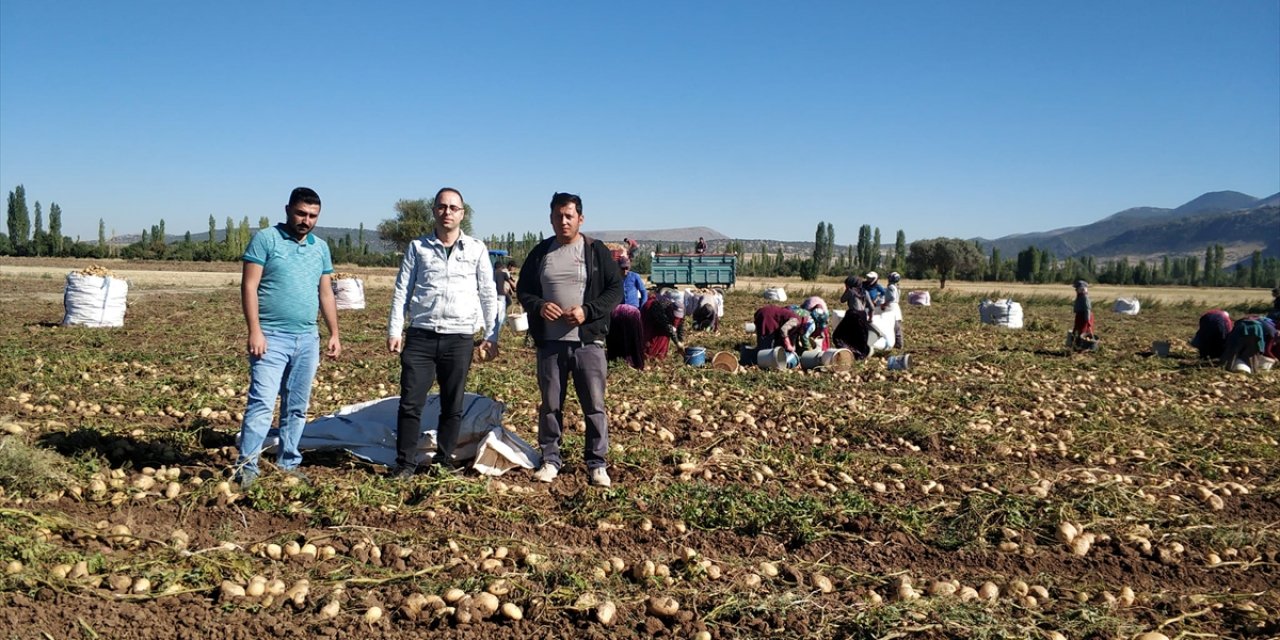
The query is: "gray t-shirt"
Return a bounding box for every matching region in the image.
[539,237,586,342]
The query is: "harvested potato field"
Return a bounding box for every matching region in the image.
[1,263,1277,639]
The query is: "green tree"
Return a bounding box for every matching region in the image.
[855,224,872,270]
[48,203,64,255]
[32,201,47,256]
[906,238,985,289]
[98,219,107,254]
[258,216,270,229]
[379,197,475,252]
[871,227,881,270]
[6,185,30,254]
[893,230,906,272]
[806,222,827,281]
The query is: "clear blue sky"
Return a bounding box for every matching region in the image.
[2,1,1277,244]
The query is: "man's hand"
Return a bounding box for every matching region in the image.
[477,340,498,361]
[326,335,342,360]
[388,336,403,354]
[564,305,586,327]
[541,302,564,322]
[247,330,267,358]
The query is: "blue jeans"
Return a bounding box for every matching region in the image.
[237,330,320,477]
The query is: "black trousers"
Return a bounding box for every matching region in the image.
[395,328,474,469]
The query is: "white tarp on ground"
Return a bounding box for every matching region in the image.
[258,393,539,476]
[332,278,366,310]
[907,290,931,306]
[63,273,128,328]
[1113,297,1140,316]
[763,287,787,302]
[979,299,1024,329]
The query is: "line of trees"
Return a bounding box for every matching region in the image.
[7,183,1278,289]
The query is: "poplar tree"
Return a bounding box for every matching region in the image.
[48,203,64,255]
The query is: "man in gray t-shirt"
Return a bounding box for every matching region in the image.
[540,238,586,342]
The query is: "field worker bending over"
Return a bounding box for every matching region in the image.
[1191,309,1232,360]
[387,187,499,479]
[754,305,805,354]
[833,275,874,359]
[642,288,686,359]
[799,296,830,350]
[686,288,723,332]
[235,187,341,489]
[518,192,622,487]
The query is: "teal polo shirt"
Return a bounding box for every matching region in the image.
[243,224,334,334]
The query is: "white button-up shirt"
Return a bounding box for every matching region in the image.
[388,232,498,342]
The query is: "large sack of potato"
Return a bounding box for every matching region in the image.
[62,266,128,328]
[1113,297,1140,316]
[979,299,1023,329]
[331,273,365,310]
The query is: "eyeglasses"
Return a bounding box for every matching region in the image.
[434,204,464,214]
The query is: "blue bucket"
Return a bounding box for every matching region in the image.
[684,346,707,367]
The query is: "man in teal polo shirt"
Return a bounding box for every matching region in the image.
[235,187,342,488]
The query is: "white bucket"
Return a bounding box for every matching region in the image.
[511,313,529,332]
[820,348,854,370]
[744,322,756,333]
[757,348,785,370]
[829,309,845,333]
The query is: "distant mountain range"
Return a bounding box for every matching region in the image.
[974,190,1279,265]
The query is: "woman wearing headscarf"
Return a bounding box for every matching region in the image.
[800,296,831,350]
[883,272,903,349]
[833,275,874,359]
[642,288,685,360]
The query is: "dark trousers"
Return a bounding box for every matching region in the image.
[396,328,473,469]
[536,341,609,471]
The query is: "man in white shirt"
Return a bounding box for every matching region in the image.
[387,187,498,477]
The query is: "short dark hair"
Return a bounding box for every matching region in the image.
[550,192,582,215]
[288,187,321,209]
[435,187,464,207]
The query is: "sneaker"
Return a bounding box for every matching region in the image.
[533,463,559,483]
[589,467,612,488]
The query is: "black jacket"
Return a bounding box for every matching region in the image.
[517,235,623,346]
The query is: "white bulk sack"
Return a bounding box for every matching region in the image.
[869,310,897,352]
[62,273,128,328]
[979,299,1023,329]
[763,287,787,302]
[255,393,539,475]
[1113,297,1140,316]
[907,290,931,306]
[332,278,365,310]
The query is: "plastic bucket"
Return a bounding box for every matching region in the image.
[820,348,854,370]
[684,346,707,367]
[511,313,529,332]
[799,349,825,370]
[887,354,911,371]
[1151,341,1170,357]
[711,351,739,372]
[830,309,845,333]
[757,347,787,370]
[743,322,756,333]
